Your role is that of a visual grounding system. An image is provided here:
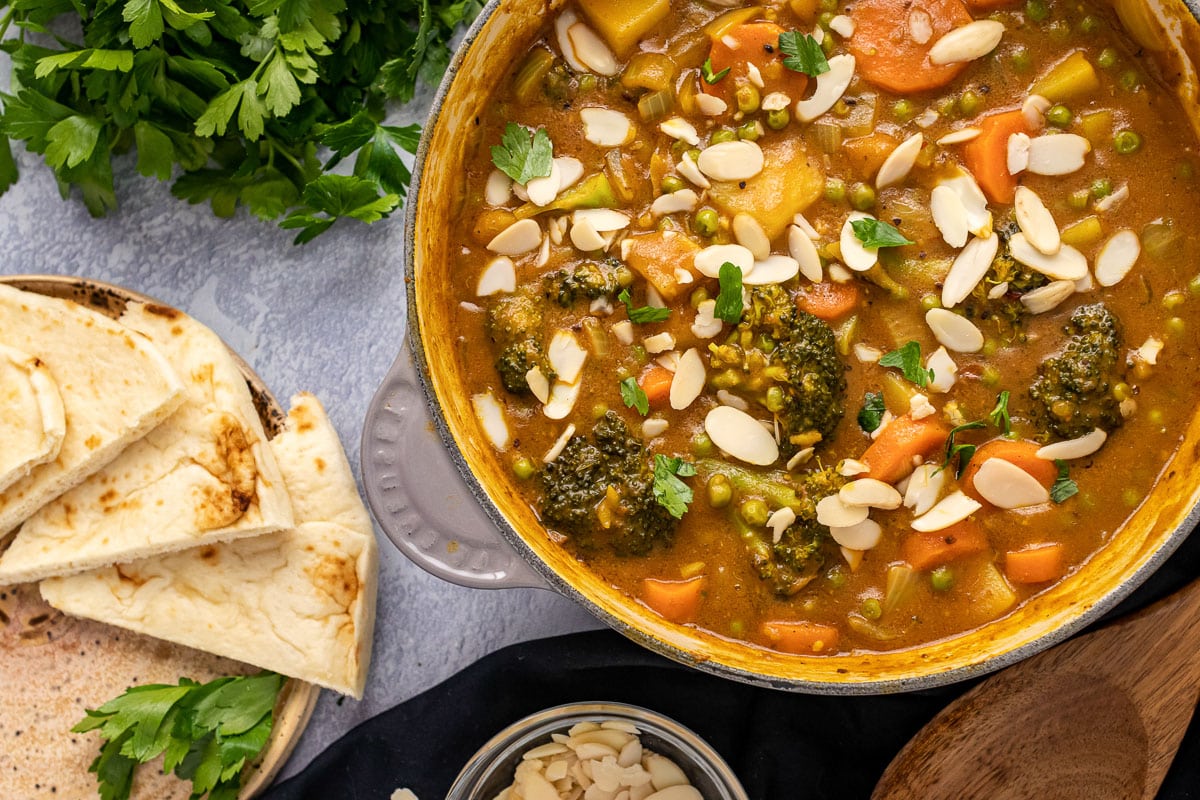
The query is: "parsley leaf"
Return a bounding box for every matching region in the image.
[490,122,554,185]
[1051,459,1079,503]
[851,218,915,248]
[620,377,649,416]
[778,31,830,77]
[74,673,285,800]
[879,341,935,387]
[280,175,401,244]
[942,420,986,477]
[652,454,697,519]
[858,392,886,433]
[700,58,731,84]
[988,391,1012,436]
[619,288,671,324]
[713,262,744,323]
[0,137,17,195]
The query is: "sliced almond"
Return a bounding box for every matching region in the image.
[488,218,542,255]
[988,281,1009,299]
[767,506,798,544]
[830,518,882,550]
[477,256,516,296]
[910,393,936,419]
[697,140,764,182]
[575,208,630,232]
[670,348,706,410]
[581,107,632,147]
[717,389,749,411]
[472,392,510,450]
[1020,280,1076,314]
[643,332,676,354]
[526,160,562,207]
[925,308,984,353]
[911,490,981,532]
[642,418,669,439]
[904,463,945,516]
[909,8,933,44]
[543,423,577,463]
[1007,132,1031,175]
[660,117,700,146]
[929,20,1005,65]
[1022,94,1051,130]
[840,212,879,272]
[1026,133,1091,176]
[556,158,584,192]
[554,9,587,73]
[1136,336,1164,366]
[543,380,581,419]
[839,458,870,477]
[1037,429,1107,461]
[1094,229,1140,287]
[1013,186,1060,255]
[567,22,618,76]
[762,92,791,112]
[548,330,588,384]
[651,189,699,217]
[696,92,728,116]
[695,243,754,278]
[854,343,882,362]
[930,184,969,248]
[1095,184,1129,213]
[972,458,1050,508]
[789,225,822,282]
[612,320,634,345]
[941,233,999,308]
[677,152,711,189]
[526,366,551,404]
[876,132,924,189]
[570,217,607,251]
[485,170,512,206]
[816,494,871,528]
[941,170,992,237]
[829,14,855,36]
[937,127,981,145]
[1009,233,1087,281]
[743,255,800,285]
[745,61,765,89]
[841,546,865,571]
[840,478,903,509]
[733,213,771,260]
[691,299,723,339]
[704,406,779,465]
[795,54,855,122]
[926,346,958,393]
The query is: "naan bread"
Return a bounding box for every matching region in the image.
[0,285,184,536]
[42,393,379,698]
[0,302,293,584]
[0,344,66,493]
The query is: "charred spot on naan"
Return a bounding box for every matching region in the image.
[306,551,359,609]
[194,413,259,530]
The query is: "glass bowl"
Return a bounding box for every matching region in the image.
[445,702,749,799]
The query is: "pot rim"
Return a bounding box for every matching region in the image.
[401,0,1200,694]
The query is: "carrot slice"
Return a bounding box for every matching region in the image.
[963,110,1032,205]
[902,519,990,570]
[760,621,841,654]
[1006,543,1066,583]
[703,22,809,105]
[960,438,1058,504]
[848,0,973,94]
[795,281,863,321]
[641,576,706,623]
[861,414,951,484]
[638,366,674,406]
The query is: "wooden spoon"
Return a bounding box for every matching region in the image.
[873,577,1200,800]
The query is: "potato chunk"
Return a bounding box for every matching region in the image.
[577,0,671,57]
[623,231,701,301]
[707,137,825,240]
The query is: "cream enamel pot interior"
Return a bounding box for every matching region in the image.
[362,0,1200,693]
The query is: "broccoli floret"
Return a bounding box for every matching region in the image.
[539,412,677,555]
[488,290,554,394]
[709,286,847,456]
[961,222,1048,340]
[1028,303,1125,439]
[544,261,620,307]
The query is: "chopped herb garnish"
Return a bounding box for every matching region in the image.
[713,262,744,323]
[619,288,672,324]
[942,421,987,477]
[850,218,915,249]
[858,392,886,433]
[879,341,935,387]
[989,391,1012,436]
[620,377,650,416]
[701,58,731,84]
[490,122,554,185]
[652,454,697,519]
[1051,460,1079,503]
[778,31,831,77]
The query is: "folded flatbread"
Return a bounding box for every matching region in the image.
[0,302,293,584]
[41,393,379,698]
[0,344,66,493]
[0,285,184,535]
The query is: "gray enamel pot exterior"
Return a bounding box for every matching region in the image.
[362,0,1200,693]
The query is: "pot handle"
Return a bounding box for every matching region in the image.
[361,342,548,590]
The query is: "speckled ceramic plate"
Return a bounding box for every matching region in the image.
[0,275,317,800]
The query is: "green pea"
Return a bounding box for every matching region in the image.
[512,456,536,480]
[692,432,715,457]
[820,33,835,56]
[735,83,760,114]
[930,566,955,592]
[1113,129,1142,154]
[825,177,847,202]
[737,120,762,141]
[615,266,635,288]
[1097,47,1120,69]
[1078,14,1100,33]
[892,99,916,122]
[1090,178,1113,199]
[1046,104,1072,128]
[827,565,848,589]
[861,598,883,620]
[631,345,648,363]
[693,208,719,237]
[1067,189,1091,210]
[592,403,609,419]
[710,128,737,145]
[578,74,597,92]
[920,293,941,311]
[767,107,790,130]
[1119,69,1141,91]
[1163,291,1186,311]
[850,182,877,211]
[660,175,686,194]
[1025,0,1049,21]
[1011,47,1033,71]
[765,386,786,413]
[740,498,770,527]
[1167,317,1186,336]
[707,474,733,509]
[981,365,1001,387]
[818,10,836,26]
[958,90,985,116]
[757,333,777,354]
[1188,274,1200,297]
[936,96,959,118]
[686,148,701,162]
[690,286,710,308]
[981,338,999,357]
[1111,382,1132,402]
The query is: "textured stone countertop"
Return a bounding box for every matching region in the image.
[0,91,600,781]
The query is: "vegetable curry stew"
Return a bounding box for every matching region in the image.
[447,0,1200,655]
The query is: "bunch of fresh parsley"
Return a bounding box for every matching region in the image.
[73,672,285,800]
[0,0,481,243]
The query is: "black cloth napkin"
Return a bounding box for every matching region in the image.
[266,526,1200,800]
